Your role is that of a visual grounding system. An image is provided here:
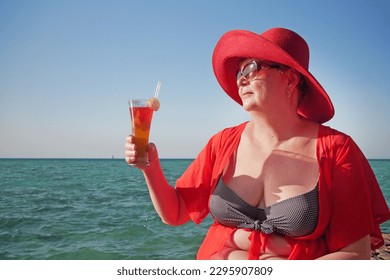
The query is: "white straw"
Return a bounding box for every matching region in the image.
[154,81,161,99]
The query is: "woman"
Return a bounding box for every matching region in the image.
[125,27,390,260]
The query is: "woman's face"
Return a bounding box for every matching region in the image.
[237,58,289,113]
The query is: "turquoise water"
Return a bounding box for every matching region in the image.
[0,159,389,260]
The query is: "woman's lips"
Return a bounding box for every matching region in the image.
[241,91,253,98]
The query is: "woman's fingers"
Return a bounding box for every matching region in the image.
[125,135,159,169]
[125,135,137,164]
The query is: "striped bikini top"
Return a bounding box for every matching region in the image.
[209,176,319,237]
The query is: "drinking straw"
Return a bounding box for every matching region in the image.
[154,81,161,99]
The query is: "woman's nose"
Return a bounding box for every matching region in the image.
[237,75,249,87]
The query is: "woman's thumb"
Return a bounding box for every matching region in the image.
[148,143,158,162]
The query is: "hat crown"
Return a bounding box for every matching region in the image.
[261,28,309,70]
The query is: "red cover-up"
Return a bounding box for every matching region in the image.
[175,122,390,259]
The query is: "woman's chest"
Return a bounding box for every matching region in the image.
[223,137,319,208]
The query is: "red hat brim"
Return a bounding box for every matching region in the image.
[212,29,334,124]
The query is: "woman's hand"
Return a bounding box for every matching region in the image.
[125,135,158,170]
[124,135,136,164]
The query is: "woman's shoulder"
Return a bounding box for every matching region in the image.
[211,121,249,140]
[318,124,353,143]
[203,122,249,153]
[318,125,364,160]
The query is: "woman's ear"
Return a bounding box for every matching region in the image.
[286,69,301,92]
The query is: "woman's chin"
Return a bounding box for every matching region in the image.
[242,100,257,112]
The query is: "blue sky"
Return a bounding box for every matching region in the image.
[0,0,389,159]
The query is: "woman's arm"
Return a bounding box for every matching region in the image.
[125,136,190,226]
[316,235,371,260]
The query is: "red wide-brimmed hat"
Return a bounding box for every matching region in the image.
[212,27,334,123]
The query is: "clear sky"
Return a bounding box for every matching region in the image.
[1,0,389,159]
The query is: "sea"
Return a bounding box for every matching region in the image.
[0,158,389,260]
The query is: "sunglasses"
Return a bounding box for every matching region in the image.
[236,60,282,85]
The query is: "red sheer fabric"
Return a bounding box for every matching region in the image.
[176,123,390,259]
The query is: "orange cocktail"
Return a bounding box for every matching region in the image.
[129,98,159,166]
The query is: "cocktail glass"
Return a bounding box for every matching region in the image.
[128,99,154,166]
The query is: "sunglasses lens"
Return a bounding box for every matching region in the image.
[243,62,257,79]
[237,61,258,81]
